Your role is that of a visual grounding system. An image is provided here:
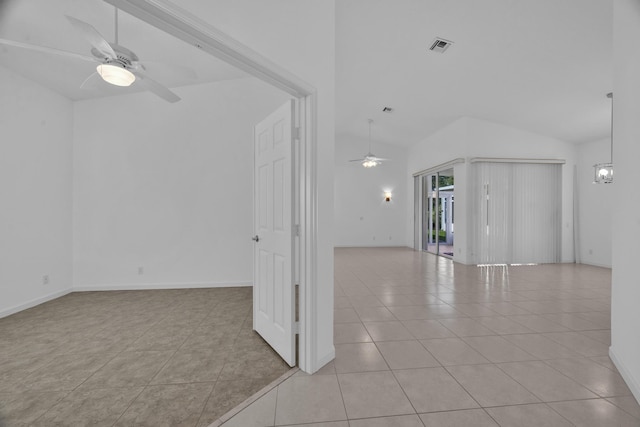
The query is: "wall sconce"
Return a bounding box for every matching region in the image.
[384,191,392,202]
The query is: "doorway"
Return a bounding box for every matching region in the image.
[420,168,455,258]
[103,0,324,373]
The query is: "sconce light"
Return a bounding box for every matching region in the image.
[384,191,392,202]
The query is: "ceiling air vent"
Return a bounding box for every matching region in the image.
[429,38,453,53]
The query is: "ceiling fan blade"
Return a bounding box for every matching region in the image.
[348,159,366,162]
[137,61,198,81]
[79,72,101,90]
[133,71,180,103]
[65,15,117,60]
[0,38,97,63]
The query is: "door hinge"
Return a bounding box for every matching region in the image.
[295,224,300,236]
[293,127,301,141]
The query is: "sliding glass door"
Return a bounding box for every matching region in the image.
[419,169,455,258]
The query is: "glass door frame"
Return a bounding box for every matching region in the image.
[413,159,464,259]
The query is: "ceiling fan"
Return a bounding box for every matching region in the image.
[349,119,390,168]
[0,8,188,103]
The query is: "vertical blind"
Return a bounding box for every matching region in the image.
[471,162,562,264]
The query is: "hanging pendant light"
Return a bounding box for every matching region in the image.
[594,92,614,184]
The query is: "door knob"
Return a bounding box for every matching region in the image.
[252,235,260,242]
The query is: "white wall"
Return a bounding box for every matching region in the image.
[611,0,640,403]
[576,138,613,267]
[0,65,73,317]
[334,136,407,247]
[199,0,336,372]
[407,117,578,264]
[73,78,289,290]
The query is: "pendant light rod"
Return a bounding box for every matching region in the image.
[593,92,615,184]
[607,92,613,164]
[368,118,373,153]
[114,7,119,45]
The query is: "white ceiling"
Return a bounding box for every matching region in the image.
[336,0,612,146]
[0,0,247,101]
[1,0,612,146]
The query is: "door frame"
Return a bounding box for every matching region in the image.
[106,0,319,373]
[413,158,465,255]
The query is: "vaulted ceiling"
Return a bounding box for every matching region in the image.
[1,0,612,146]
[336,0,612,146]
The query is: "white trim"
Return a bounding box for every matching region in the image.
[104,0,321,374]
[315,347,336,372]
[300,93,319,373]
[579,261,613,269]
[334,244,410,248]
[103,0,314,97]
[73,281,252,292]
[0,288,73,319]
[609,346,640,403]
[412,158,465,177]
[469,157,566,164]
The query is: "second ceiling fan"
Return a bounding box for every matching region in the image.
[349,119,390,168]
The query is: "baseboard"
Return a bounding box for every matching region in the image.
[578,261,613,269]
[73,281,252,292]
[333,245,411,248]
[311,346,335,374]
[609,346,640,403]
[0,288,73,319]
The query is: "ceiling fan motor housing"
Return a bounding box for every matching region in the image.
[92,44,138,69]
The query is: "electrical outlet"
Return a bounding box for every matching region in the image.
[138,266,144,275]
[373,236,376,240]
[588,249,593,255]
[42,275,49,285]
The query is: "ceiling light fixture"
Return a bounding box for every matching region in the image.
[96,63,136,86]
[95,8,135,87]
[348,119,390,168]
[594,92,613,184]
[363,119,380,168]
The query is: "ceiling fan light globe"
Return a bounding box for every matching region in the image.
[96,63,135,87]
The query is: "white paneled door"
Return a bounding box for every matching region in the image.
[253,100,296,366]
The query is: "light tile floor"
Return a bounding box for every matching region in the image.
[220,247,640,427]
[0,287,291,426]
